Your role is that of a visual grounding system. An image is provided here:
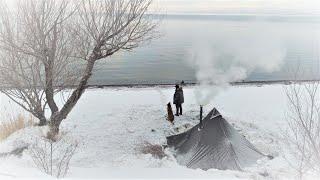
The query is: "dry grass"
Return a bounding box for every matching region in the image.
[0,114,35,141]
[137,141,167,159]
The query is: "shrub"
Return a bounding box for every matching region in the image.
[283,83,320,179]
[28,135,78,178]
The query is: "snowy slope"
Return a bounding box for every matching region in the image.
[0,84,304,179]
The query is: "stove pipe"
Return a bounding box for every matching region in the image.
[199,105,203,129]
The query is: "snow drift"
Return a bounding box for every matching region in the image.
[167,108,265,171]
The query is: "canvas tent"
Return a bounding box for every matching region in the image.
[167,108,265,171]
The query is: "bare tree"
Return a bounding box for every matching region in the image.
[0,0,158,137]
[283,82,320,178]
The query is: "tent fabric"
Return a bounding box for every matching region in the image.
[167,108,265,171]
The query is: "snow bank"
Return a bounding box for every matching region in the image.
[0,84,304,179]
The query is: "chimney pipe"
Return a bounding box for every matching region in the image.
[199,105,203,129]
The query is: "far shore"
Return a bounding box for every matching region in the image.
[86,79,320,89]
[1,79,320,91]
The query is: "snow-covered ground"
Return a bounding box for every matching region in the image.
[0,84,309,179]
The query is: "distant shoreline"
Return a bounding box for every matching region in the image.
[86,79,320,89]
[1,79,319,91]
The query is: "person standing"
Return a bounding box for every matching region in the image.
[173,84,184,116]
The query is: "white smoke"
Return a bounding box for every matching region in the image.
[188,32,286,106]
[156,88,168,105]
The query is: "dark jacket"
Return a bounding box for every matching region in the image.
[174,88,184,104]
[178,87,184,103]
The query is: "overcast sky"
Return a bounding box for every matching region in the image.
[153,0,320,15]
[3,0,320,16]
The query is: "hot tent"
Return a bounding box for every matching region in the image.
[167,108,265,170]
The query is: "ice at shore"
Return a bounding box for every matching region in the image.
[0,84,304,179]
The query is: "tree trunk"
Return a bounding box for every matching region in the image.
[38,117,48,126]
[48,57,96,137]
[45,64,59,114]
[48,114,62,140]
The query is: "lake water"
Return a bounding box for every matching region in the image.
[90,14,320,85]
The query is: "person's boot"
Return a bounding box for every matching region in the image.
[175,113,179,116]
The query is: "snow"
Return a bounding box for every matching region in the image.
[0,84,312,179]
